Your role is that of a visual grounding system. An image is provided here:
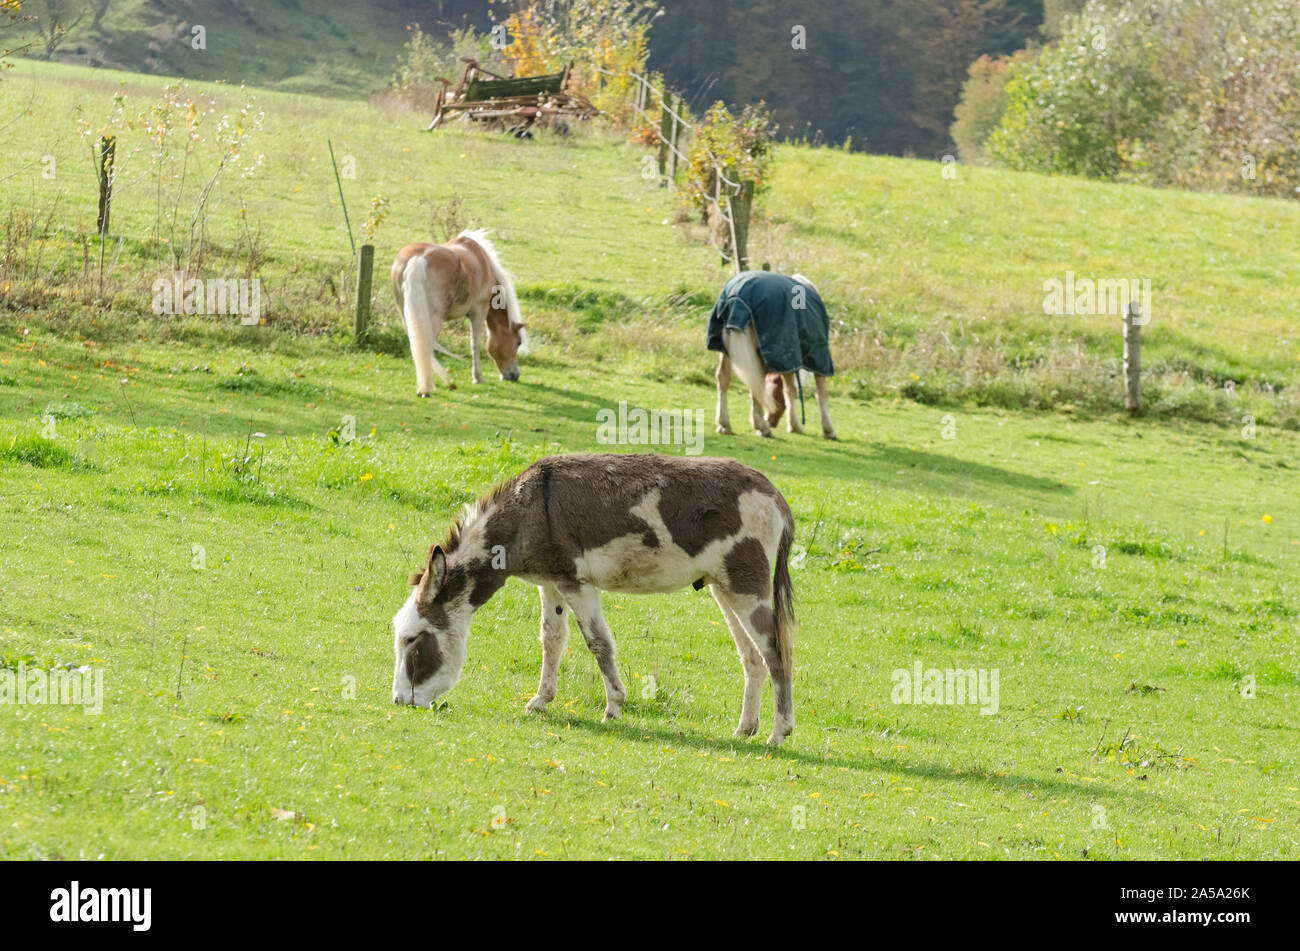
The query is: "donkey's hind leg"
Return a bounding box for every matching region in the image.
[714,586,793,745]
[562,584,627,722]
[526,583,569,714]
[710,586,765,737]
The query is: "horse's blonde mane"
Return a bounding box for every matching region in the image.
[459,228,529,353]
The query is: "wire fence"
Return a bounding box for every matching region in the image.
[597,68,751,273]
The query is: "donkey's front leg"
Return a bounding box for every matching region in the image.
[563,584,627,721]
[715,353,733,435]
[469,312,487,385]
[526,584,569,713]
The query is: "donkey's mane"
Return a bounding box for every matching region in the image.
[440,472,521,556]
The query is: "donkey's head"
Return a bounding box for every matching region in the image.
[485,304,528,382]
[392,545,472,707]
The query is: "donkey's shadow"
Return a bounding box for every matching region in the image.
[543,711,1134,803]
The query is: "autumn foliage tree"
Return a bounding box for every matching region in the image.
[496,0,658,122]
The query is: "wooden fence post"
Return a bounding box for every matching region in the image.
[658,90,673,184]
[1123,299,1142,413]
[355,244,374,344]
[728,180,754,271]
[96,135,115,237]
[635,75,648,115]
[666,103,680,182]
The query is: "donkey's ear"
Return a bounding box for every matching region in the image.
[415,545,447,605]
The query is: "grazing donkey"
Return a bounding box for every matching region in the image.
[391,453,798,745]
[707,270,837,439]
[391,229,528,395]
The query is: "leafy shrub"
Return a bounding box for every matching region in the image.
[685,101,775,222]
[950,52,1027,165]
[989,0,1300,198]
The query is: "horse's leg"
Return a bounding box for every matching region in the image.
[526,583,569,713]
[715,353,733,435]
[562,584,626,722]
[710,586,765,737]
[714,586,793,745]
[428,348,455,390]
[749,395,774,437]
[424,313,456,390]
[469,310,487,385]
[815,374,837,440]
[781,373,804,434]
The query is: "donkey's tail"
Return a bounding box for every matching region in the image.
[773,521,796,676]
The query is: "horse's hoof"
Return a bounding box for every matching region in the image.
[602,707,621,722]
[716,425,732,435]
[734,721,759,738]
[524,695,550,714]
[823,431,838,441]
[416,392,431,398]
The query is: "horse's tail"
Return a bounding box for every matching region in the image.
[460,228,529,354]
[400,255,436,393]
[773,517,796,677]
[728,323,780,416]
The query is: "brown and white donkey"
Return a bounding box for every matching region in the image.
[392,453,798,744]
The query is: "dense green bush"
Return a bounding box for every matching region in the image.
[950,52,1028,165]
[989,0,1300,198]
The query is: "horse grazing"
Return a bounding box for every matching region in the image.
[391,453,798,745]
[391,229,528,395]
[707,270,837,439]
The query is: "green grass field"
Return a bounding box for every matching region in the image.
[1,61,1297,860]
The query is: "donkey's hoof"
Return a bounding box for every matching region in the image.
[766,720,794,745]
[602,706,622,722]
[756,430,774,438]
[525,695,551,714]
[823,431,838,440]
[417,391,431,398]
[733,721,759,738]
[716,424,732,435]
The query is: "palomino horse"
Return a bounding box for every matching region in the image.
[391,453,798,745]
[708,270,837,439]
[391,229,528,395]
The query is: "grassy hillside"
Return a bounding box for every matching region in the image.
[1,321,1297,859]
[0,0,434,97]
[2,60,1297,428]
[0,62,1297,860]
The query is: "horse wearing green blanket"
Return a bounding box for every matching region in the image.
[706,271,838,439]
